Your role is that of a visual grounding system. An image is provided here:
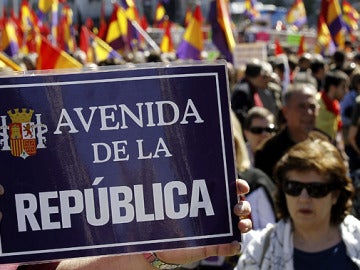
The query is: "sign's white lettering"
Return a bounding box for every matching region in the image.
[15,179,214,232]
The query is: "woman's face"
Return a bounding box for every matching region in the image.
[244,117,275,151]
[284,170,339,231]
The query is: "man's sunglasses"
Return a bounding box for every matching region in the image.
[283,180,336,198]
[249,125,276,134]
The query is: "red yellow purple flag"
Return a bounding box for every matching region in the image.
[314,14,335,55]
[274,38,284,56]
[208,0,235,62]
[0,20,20,56]
[36,36,82,70]
[58,4,76,54]
[244,0,260,21]
[297,35,306,55]
[320,0,346,48]
[342,0,359,33]
[154,1,166,27]
[176,5,203,60]
[160,18,173,53]
[286,0,307,29]
[105,3,128,51]
[0,52,24,71]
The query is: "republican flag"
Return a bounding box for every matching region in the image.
[38,0,52,20]
[297,35,306,55]
[208,0,236,63]
[274,38,284,56]
[98,0,108,39]
[105,3,128,51]
[244,0,260,21]
[79,26,123,64]
[140,14,149,30]
[176,5,203,60]
[160,18,173,53]
[51,0,59,45]
[119,0,137,21]
[153,1,166,27]
[184,7,192,27]
[0,52,24,71]
[286,0,307,29]
[342,0,359,33]
[320,0,346,48]
[79,25,94,63]
[0,20,20,56]
[58,4,76,54]
[314,14,336,55]
[20,0,38,33]
[36,35,82,70]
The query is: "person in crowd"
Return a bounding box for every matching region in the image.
[315,70,349,162]
[348,92,360,173]
[329,49,346,71]
[243,107,277,167]
[310,54,327,91]
[231,109,276,231]
[0,180,252,270]
[341,70,360,173]
[254,83,329,180]
[231,58,278,125]
[236,139,360,269]
[292,53,317,88]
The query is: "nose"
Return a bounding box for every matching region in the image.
[298,188,311,199]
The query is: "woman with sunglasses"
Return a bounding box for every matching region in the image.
[236,139,360,269]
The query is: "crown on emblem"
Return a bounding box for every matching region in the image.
[7,108,34,123]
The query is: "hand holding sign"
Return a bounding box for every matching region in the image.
[54,179,252,270]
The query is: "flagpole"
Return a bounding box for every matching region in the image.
[130,20,161,53]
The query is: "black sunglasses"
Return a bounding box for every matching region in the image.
[249,126,276,134]
[283,180,336,198]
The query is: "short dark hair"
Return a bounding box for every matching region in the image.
[243,106,275,130]
[323,70,349,92]
[273,139,354,225]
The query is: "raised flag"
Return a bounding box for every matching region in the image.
[314,15,335,55]
[184,7,192,27]
[58,5,76,54]
[176,5,203,60]
[208,0,236,63]
[98,0,108,39]
[105,3,127,51]
[80,26,123,64]
[92,33,124,63]
[274,38,284,56]
[297,35,306,55]
[38,0,53,14]
[79,25,94,63]
[0,52,24,71]
[244,0,260,21]
[119,0,137,21]
[160,18,173,53]
[51,0,59,45]
[140,14,149,30]
[320,0,346,48]
[36,36,82,70]
[342,0,359,32]
[286,0,307,29]
[153,1,166,27]
[20,0,37,33]
[0,20,20,57]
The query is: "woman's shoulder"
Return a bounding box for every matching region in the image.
[342,215,360,231]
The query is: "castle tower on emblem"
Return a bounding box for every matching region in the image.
[7,108,37,159]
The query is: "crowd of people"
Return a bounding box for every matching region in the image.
[2,28,360,269]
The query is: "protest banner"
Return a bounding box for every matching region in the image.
[0,62,238,264]
[233,42,267,70]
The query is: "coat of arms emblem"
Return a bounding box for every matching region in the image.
[0,108,47,159]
